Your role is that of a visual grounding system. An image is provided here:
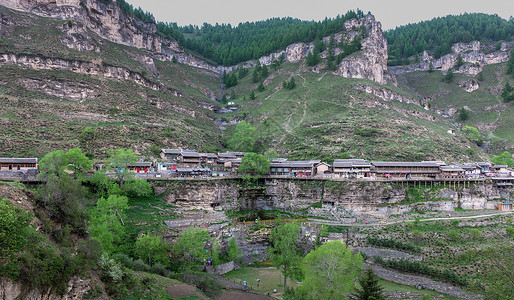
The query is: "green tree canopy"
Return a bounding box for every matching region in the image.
[89,194,129,253]
[0,198,32,273]
[135,234,170,266]
[301,241,363,299]
[38,148,92,181]
[462,126,482,143]
[38,150,90,234]
[238,153,270,181]
[173,227,211,268]
[459,108,469,121]
[105,148,138,188]
[227,121,256,152]
[268,223,303,290]
[492,151,514,167]
[227,237,242,263]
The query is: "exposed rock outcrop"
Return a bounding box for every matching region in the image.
[232,14,395,85]
[60,21,100,52]
[389,41,512,76]
[354,84,420,105]
[459,79,480,92]
[18,78,99,100]
[157,179,507,219]
[335,14,394,85]
[1,1,394,84]
[0,53,160,90]
[0,276,94,300]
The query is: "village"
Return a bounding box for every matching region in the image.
[1,148,514,186]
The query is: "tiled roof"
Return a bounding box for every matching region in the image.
[372,161,441,167]
[161,149,181,154]
[0,158,38,164]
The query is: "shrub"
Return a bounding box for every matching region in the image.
[182,271,222,298]
[367,237,419,253]
[384,259,467,286]
[99,254,124,282]
[469,229,482,241]
[506,227,514,237]
[150,262,167,276]
[131,259,150,272]
[448,230,461,242]
[112,253,133,268]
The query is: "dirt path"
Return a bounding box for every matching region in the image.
[276,73,310,144]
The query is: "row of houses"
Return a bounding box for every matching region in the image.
[1,152,513,182]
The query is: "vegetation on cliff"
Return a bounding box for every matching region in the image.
[386,13,514,65]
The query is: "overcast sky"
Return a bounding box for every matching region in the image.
[125,0,513,30]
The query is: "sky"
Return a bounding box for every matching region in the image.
[125,0,513,30]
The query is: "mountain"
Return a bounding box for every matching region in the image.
[0,0,512,162]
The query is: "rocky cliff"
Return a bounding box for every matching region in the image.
[0,1,395,84]
[389,41,512,76]
[233,14,395,85]
[157,179,509,219]
[0,0,219,71]
[0,277,95,300]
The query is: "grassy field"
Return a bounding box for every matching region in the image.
[223,267,295,295]
[223,267,460,299]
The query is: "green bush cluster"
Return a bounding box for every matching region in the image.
[384,259,467,286]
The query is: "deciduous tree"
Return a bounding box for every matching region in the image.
[268,223,303,290]
[301,241,363,299]
[135,234,169,266]
[227,121,256,152]
[105,148,138,189]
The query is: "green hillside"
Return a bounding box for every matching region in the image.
[221,61,486,162]
[396,62,514,154]
[0,5,223,157]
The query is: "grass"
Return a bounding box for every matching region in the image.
[224,267,461,299]
[396,63,514,154]
[222,267,295,294]
[125,194,178,234]
[378,278,460,299]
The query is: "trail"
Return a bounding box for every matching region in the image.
[276,72,310,144]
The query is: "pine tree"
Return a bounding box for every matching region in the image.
[349,269,386,300]
[261,64,269,79]
[249,91,256,100]
[257,82,265,92]
[252,68,259,83]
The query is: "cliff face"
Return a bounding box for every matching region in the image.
[0,53,161,90]
[389,41,512,76]
[335,14,394,85]
[0,277,94,300]
[236,14,395,85]
[0,0,217,70]
[0,0,162,51]
[158,179,508,219]
[0,1,394,84]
